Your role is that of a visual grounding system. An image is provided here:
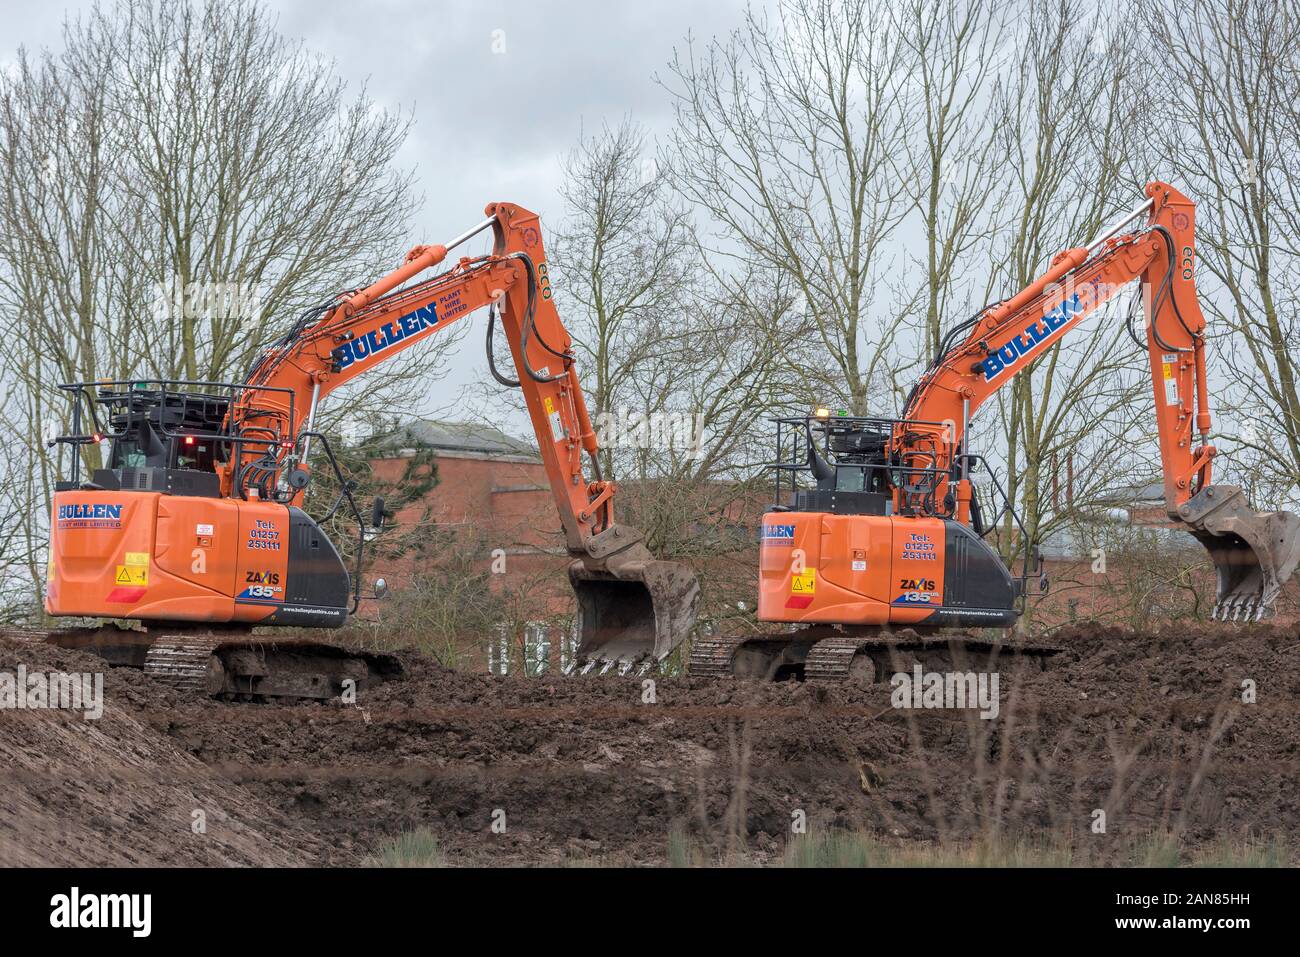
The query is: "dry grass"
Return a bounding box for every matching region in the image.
[772,830,1290,868]
[368,829,447,867]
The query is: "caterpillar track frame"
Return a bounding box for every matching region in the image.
[10,624,402,701]
[689,628,1058,684]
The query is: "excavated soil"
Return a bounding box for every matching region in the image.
[1,622,1298,865]
[0,637,324,865]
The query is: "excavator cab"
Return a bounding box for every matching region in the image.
[60,383,230,498]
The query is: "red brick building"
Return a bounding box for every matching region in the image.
[366,421,574,670]
[369,420,572,588]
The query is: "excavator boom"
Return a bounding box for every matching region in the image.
[232,201,701,666]
[898,181,1299,619]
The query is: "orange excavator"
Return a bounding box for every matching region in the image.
[42,203,699,697]
[691,181,1300,681]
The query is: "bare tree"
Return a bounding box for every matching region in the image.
[0,394,38,622]
[550,118,696,480]
[661,0,915,415]
[1137,0,1300,507]
[547,120,803,633]
[0,0,450,608]
[894,0,1012,362]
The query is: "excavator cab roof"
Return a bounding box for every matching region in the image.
[53,379,291,498]
[769,413,954,518]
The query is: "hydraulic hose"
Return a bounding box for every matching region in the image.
[485,303,521,387]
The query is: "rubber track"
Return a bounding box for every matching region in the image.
[142,635,217,692]
[686,635,756,678]
[803,636,868,682]
[690,630,1061,682]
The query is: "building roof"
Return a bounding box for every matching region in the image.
[1037,517,1202,561]
[376,419,540,460]
[1096,480,1165,505]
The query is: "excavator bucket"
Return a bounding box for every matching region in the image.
[567,540,699,672]
[1178,485,1300,621]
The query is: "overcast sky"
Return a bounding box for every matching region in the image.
[3,0,755,432]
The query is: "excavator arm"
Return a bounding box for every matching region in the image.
[221,203,699,667]
[896,181,1300,620]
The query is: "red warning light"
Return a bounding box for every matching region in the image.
[184,435,196,446]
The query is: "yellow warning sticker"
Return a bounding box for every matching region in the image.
[114,564,148,586]
[1162,353,1179,405]
[124,552,149,566]
[543,395,566,441]
[791,568,816,594]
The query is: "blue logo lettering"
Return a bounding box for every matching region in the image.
[982,293,1083,382]
[57,502,123,527]
[761,523,796,545]
[336,302,440,369]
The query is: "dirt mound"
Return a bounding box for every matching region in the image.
[3,622,1298,866]
[155,622,1300,864]
[0,637,322,866]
